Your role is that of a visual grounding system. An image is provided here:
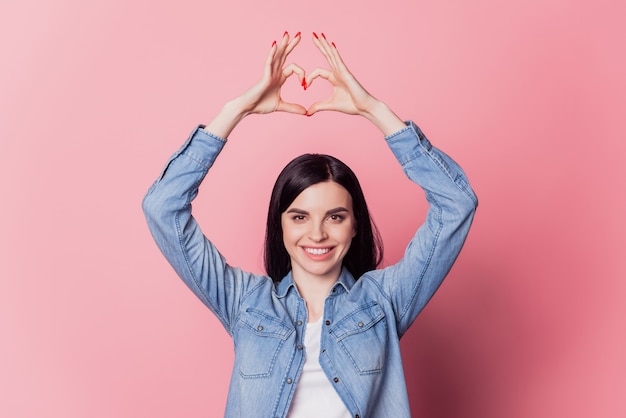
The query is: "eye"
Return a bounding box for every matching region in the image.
[292,215,306,222]
[328,214,345,222]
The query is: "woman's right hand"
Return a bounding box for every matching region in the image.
[234,32,307,116]
[203,32,306,139]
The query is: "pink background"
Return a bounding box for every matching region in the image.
[1,0,624,417]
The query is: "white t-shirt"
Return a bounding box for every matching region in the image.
[287,318,351,418]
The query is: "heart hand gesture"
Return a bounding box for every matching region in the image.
[204,32,405,138]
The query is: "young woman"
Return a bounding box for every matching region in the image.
[143,32,477,418]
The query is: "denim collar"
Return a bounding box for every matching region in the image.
[274,267,356,298]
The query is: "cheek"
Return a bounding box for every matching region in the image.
[281,220,299,246]
[281,226,291,247]
[340,222,357,243]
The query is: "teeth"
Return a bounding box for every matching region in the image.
[305,248,330,255]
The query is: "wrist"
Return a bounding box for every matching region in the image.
[361,100,406,136]
[223,97,253,119]
[359,97,385,118]
[203,100,250,139]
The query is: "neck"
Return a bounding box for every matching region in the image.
[292,268,340,322]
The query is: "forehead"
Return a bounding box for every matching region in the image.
[287,181,353,210]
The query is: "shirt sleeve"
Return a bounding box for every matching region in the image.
[369,121,478,336]
[142,126,267,334]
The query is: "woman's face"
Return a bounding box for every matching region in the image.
[281,180,357,283]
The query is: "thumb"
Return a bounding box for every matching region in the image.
[305,67,334,116]
[306,99,334,116]
[278,100,307,115]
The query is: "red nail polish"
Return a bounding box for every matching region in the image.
[295,32,301,37]
[332,41,336,48]
[313,32,319,39]
[271,40,276,46]
[321,33,326,39]
[284,31,288,37]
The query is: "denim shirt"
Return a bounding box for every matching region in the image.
[142,121,477,418]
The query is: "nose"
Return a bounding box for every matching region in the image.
[308,221,328,242]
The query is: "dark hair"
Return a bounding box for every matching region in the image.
[264,153,383,282]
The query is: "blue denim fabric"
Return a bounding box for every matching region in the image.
[142,121,477,418]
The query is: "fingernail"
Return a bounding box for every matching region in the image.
[313,32,319,39]
[271,40,276,47]
[284,31,288,37]
[321,33,326,40]
[295,31,301,37]
[306,112,312,117]
[332,41,336,48]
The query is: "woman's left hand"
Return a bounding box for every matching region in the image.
[304,33,406,136]
[304,33,378,117]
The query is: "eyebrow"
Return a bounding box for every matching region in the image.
[285,207,350,216]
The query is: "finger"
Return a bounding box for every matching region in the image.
[319,33,335,59]
[305,67,331,90]
[277,100,307,115]
[284,31,302,56]
[320,34,344,68]
[280,31,290,48]
[282,63,306,86]
[313,32,338,69]
[264,40,278,78]
[271,32,292,71]
[327,39,349,72]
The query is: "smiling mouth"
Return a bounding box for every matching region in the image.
[304,247,332,255]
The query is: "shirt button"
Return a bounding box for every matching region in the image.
[257,325,264,331]
[297,345,303,350]
[286,378,293,384]
[325,320,331,326]
[333,377,339,383]
[358,321,364,327]
[296,320,303,326]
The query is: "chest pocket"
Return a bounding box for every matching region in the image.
[329,301,387,375]
[236,308,294,378]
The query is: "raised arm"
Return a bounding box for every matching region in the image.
[142,32,306,332]
[306,33,477,334]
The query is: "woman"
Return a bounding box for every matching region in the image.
[143,32,477,418]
